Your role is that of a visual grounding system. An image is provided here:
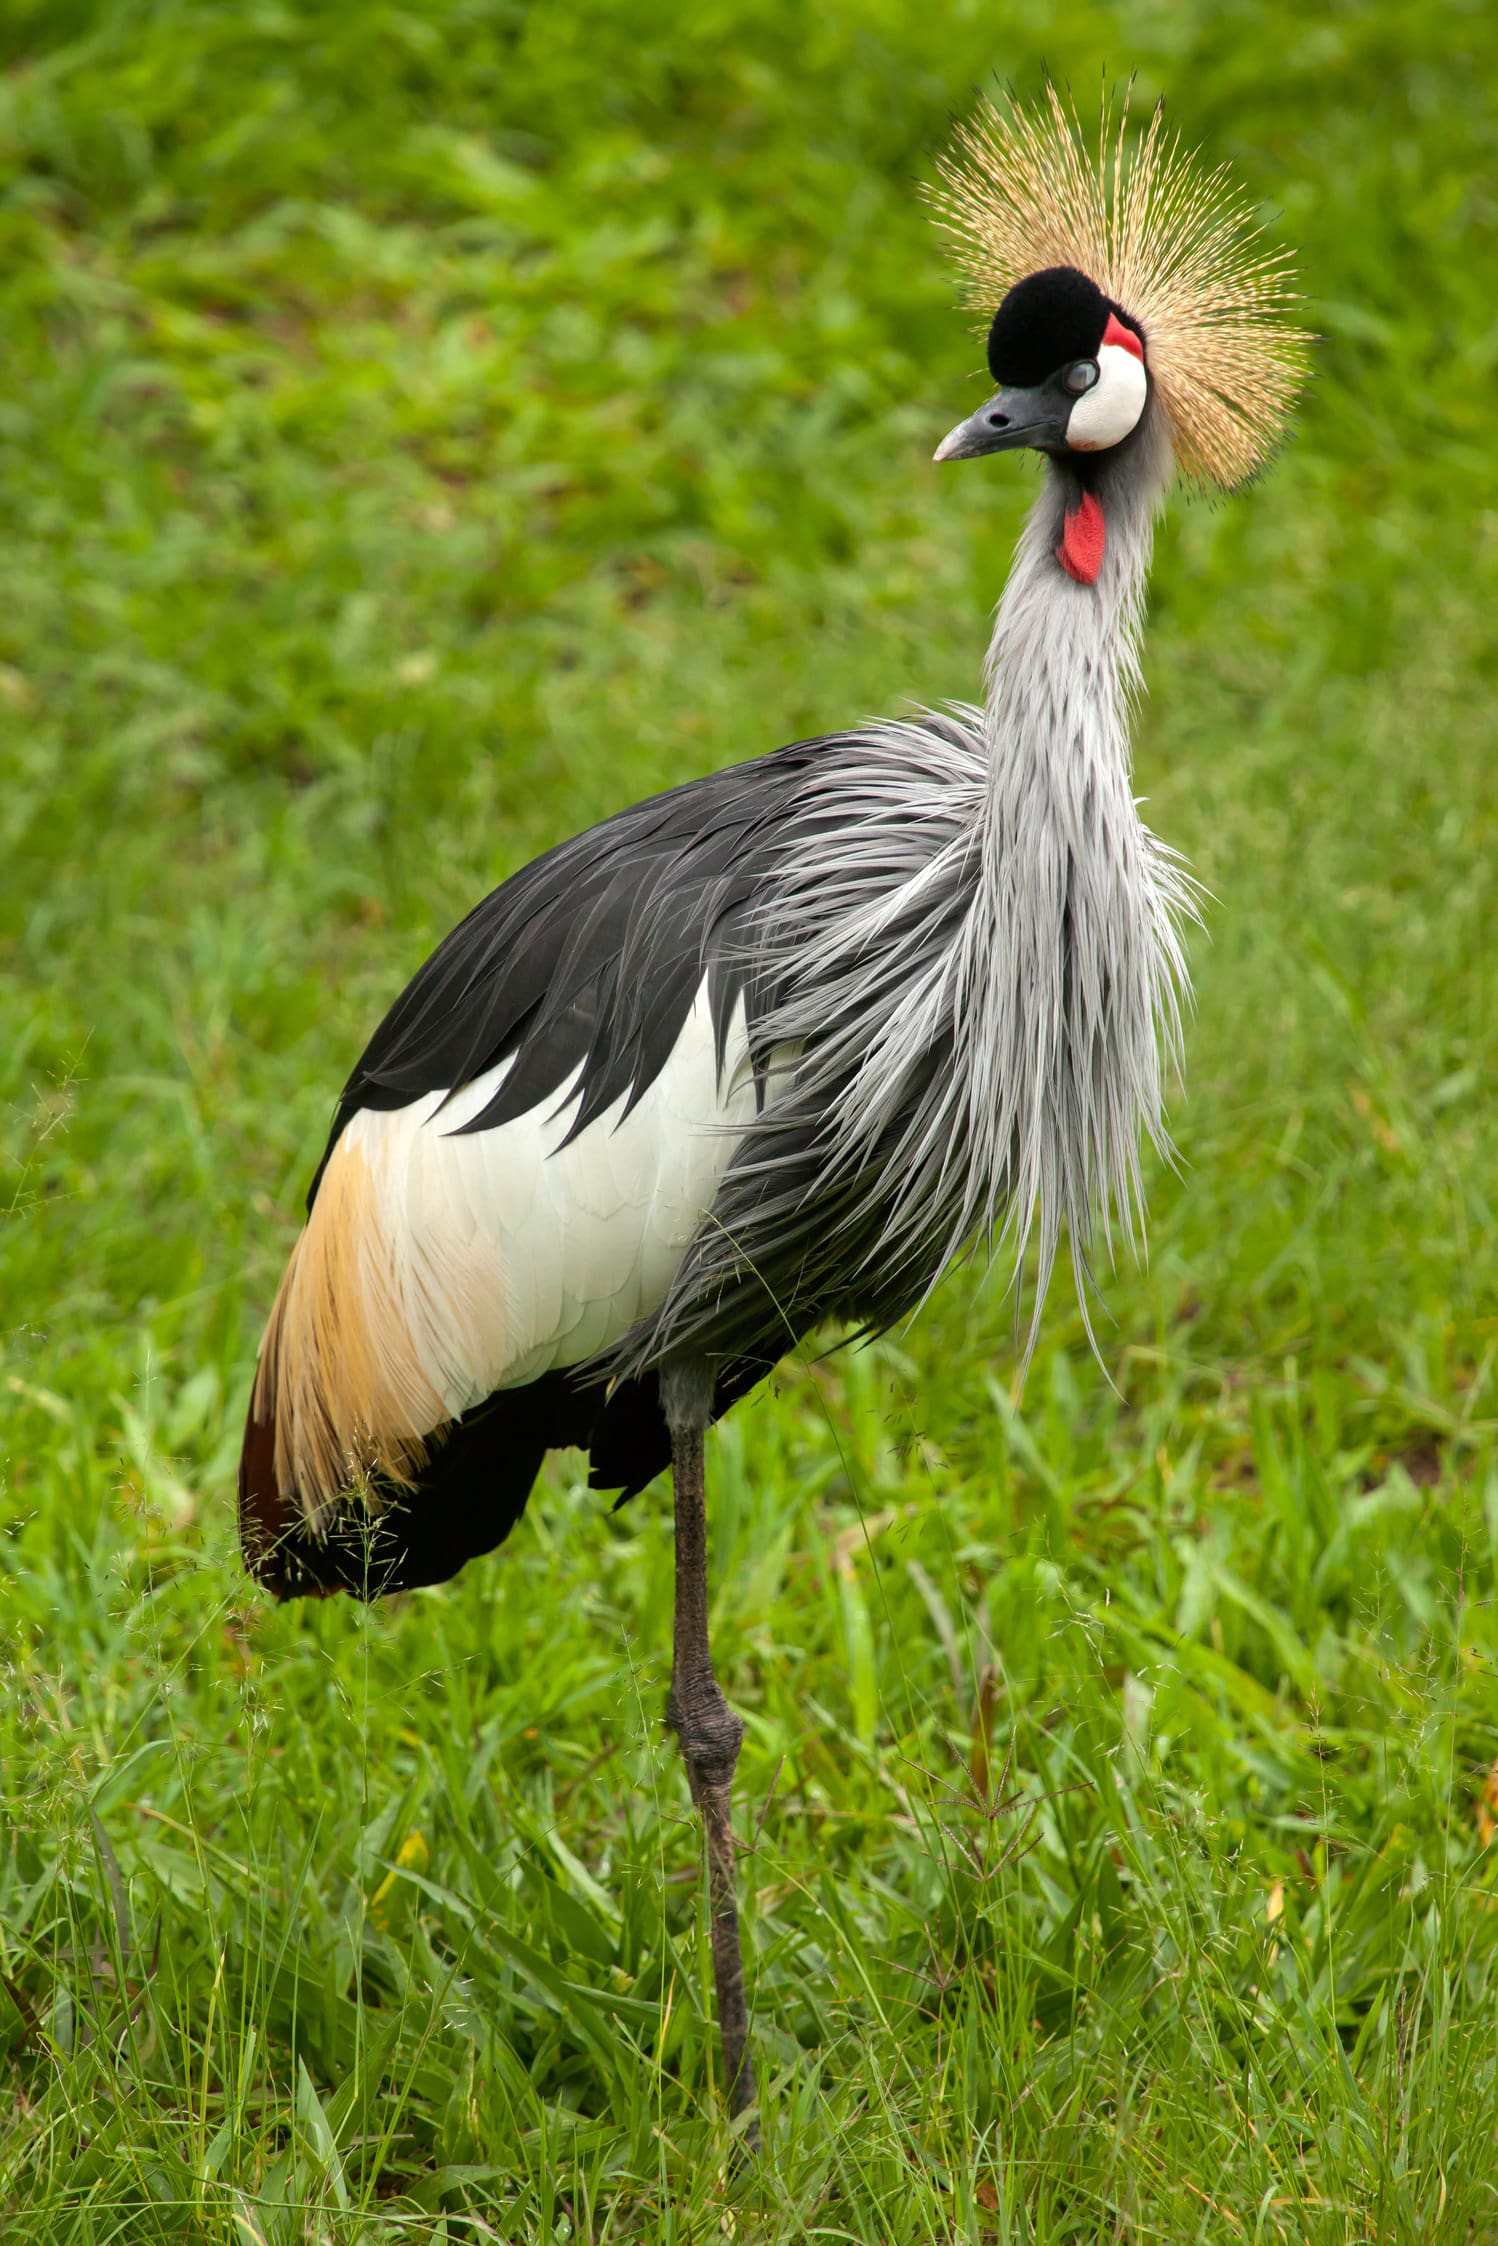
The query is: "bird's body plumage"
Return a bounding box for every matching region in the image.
[241,402,1191,1598]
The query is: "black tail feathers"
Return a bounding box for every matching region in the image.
[237,1360,769,1602]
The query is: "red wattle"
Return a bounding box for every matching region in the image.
[1102,311,1144,361]
[1058,490,1105,585]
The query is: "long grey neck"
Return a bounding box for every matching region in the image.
[949,400,1184,1319]
[981,406,1173,818]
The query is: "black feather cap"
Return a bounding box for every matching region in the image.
[985,265,1144,388]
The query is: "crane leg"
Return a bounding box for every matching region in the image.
[662,1358,760,2145]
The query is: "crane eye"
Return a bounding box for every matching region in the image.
[1063,360,1099,396]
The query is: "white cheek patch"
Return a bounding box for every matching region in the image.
[1066,343,1148,452]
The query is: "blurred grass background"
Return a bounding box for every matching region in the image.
[2,0,1497,2237]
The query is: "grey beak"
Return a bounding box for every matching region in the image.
[933,386,1072,463]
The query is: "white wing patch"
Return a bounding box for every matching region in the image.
[254,981,757,1516]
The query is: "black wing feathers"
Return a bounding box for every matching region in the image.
[248,722,988,1603]
[259,742,833,1600]
[310,741,828,1206]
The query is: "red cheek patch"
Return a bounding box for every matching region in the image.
[1102,311,1145,360]
[1057,490,1105,585]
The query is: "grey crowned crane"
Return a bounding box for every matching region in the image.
[238,89,1305,2134]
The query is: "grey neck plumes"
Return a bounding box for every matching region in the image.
[983,406,1174,774]
[955,400,1191,1327]
[640,400,1193,1373]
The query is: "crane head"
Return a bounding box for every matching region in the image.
[926,85,1308,489]
[933,265,1149,464]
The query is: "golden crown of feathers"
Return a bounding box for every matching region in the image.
[928,84,1309,487]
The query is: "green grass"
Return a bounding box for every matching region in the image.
[3,0,1498,2236]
